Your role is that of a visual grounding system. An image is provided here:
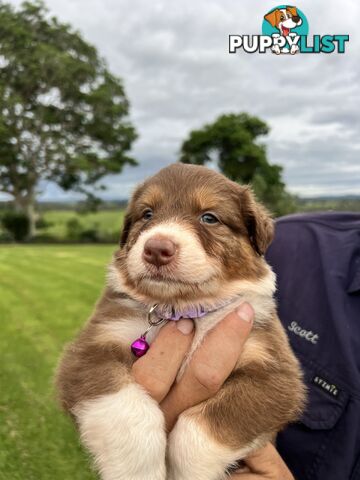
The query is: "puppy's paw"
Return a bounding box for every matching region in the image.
[271,45,281,55]
[74,383,166,480]
[167,413,236,480]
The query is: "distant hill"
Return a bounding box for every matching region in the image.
[0,199,128,212]
[0,196,359,213]
[296,195,360,212]
[298,195,360,201]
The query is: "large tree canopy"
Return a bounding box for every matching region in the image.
[179,113,296,216]
[0,0,137,236]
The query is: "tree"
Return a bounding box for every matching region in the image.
[0,1,137,237]
[179,113,296,216]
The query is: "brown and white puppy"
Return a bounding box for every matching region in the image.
[264,6,302,55]
[264,6,302,37]
[56,163,305,480]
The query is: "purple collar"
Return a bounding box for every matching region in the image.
[131,295,241,357]
[154,298,237,321]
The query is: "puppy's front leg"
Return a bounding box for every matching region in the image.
[74,382,166,480]
[167,408,247,480]
[167,367,303,480]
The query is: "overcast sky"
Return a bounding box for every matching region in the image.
[5,0,360,199]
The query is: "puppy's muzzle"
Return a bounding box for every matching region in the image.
[143,236,176,267]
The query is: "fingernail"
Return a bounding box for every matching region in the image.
[235,302,254,323]
[176,319,194,334]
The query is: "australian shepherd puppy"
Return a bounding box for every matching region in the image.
[56,163,305,480]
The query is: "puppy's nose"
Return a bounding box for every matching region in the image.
[143,237,176,267]
[293,15,300,23]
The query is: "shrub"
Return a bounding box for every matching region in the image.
[35,216,53,229]
[79,227,99,242]
[65,218,83,240]
[1,211,30,241]
[0,230,14,243]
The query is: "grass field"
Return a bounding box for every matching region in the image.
[0,245,116,480]
[39,209,125,241]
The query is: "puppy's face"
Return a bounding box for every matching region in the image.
[264,7,302,34]
[111,164,274,304]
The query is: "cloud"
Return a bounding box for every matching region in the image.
[3,0,360,200]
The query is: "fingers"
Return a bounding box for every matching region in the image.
[230,443,294,480]
[244,443,294,479]
[132,319,194,402]
[188,302,254,394]
[160,302,254,430]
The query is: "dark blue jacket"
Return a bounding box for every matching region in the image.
[266,212,360,480]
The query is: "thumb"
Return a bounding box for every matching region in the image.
[188,301,254,389]
[160,303,254,431]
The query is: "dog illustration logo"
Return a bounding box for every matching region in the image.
[262,5,308,54]
[264,6,302,37]
[229,6,349,55]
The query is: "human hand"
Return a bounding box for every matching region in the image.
[132,305,293,479]
[230,443,294,480]
[131,302,254,431]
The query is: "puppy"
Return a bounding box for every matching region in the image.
[56,163,305,480]
[264,6,302,55]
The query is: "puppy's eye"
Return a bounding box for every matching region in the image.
[200,213,219,225]
[142,209,153,221]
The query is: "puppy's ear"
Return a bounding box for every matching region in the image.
[240,187,274,256]
[119,212,132,247]
[287,6,297,16]
[264,9,280,27]
[119,183,144,247]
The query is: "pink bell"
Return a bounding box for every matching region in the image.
[131,336,150,357]
[131,305,167,358]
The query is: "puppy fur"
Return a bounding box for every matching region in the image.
[56,163,306,480]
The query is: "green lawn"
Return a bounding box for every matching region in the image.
[0,245,116,480]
